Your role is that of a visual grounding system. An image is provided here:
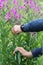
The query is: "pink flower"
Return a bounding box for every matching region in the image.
[10,8,22,20]
[13,0,18,4]
[29,0,35,8]
[24,0,29,5]
[0,1,4,9]
[19,5,25,10]
[0,0,8,9]
[34,6,40,12]
[16,14,22,20]
[29,0,40,12]
[5,12,11,21]
[11,8,17,16]
[36,6,40,11]
[1,0,7,3]
[34,32,37,35]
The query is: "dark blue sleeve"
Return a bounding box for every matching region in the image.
[21,18,43,32]
[31,47,43,57]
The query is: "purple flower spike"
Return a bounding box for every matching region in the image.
[5,12,11,21]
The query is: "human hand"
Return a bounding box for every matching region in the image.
[13,47,27,56]
[13,47,32,57]
[12,25,22,34]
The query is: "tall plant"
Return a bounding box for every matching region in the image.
[0,0,42,65]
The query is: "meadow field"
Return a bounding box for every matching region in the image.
[0,0,43,65]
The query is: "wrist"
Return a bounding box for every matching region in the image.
[20,25,24,32]
[27,51,33,57]
[19,25,22,33]
[23,51,33,57]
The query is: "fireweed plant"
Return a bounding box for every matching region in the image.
[0,0,40,21]
[0,0,43,65]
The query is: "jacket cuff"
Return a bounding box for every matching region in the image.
[20,25,25,32]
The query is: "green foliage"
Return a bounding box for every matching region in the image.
[0,16,43,65]
[0,0,43,65]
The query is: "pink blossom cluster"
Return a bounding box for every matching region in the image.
[19,5,25,10]
[0,0,7,9]
[11,8,22,20]
[6,7,22,21]
[0,0,40,21]
[19,0,40,11]
[24,0,29,5]
[13,0,18,4]
[29,0,40,11]
[5,12,11,21]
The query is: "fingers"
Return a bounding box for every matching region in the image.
[13,47,18,54]
[13,47,23,54]
[12,26,17,34]
[12,26,14,33]
[12,25,22,34]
